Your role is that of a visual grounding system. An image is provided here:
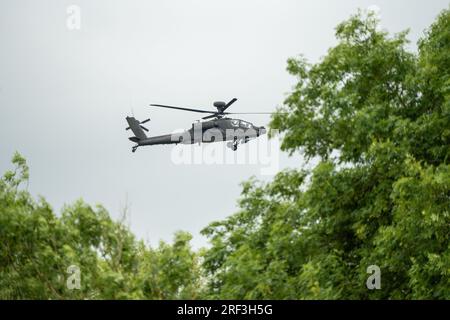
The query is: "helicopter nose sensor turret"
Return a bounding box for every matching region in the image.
[259,126,267,136]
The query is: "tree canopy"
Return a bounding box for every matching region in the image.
[1,8,449,299]
[202,8,450,299]
[0,153,201,299]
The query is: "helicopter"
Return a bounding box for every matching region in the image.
[126,98,278,152]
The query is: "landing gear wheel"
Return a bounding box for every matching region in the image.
[132,146,138,153]
[227,141,238,151]
[227,136,239,151]
[232,136,238,151]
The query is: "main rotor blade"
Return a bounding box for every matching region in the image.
[150,104,215,114]
[223,112,288,115]
[202,114,219,120]
[201,112,288,119]
[221,98,237,112]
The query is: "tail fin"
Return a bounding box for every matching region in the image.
[126,116,148,140]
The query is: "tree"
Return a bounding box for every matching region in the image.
[0,152,201,299]
[201,9,450,299]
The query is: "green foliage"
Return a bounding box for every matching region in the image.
[136,231,202,299]
[0,154,201,299]
[203,9,450,299]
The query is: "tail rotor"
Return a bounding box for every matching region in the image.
[126,118,150,132]
[126,116,150,153]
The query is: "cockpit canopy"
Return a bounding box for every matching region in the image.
[240,120,253,128]
[230,119,253,128]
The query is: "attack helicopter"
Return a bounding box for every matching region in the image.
[126,98,277,152]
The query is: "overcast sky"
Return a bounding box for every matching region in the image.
[0,0,448,248]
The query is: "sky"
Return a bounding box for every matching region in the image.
[0,0,448,248]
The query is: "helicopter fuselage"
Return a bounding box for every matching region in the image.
[126,116,266,152]
[138,118,266,146]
